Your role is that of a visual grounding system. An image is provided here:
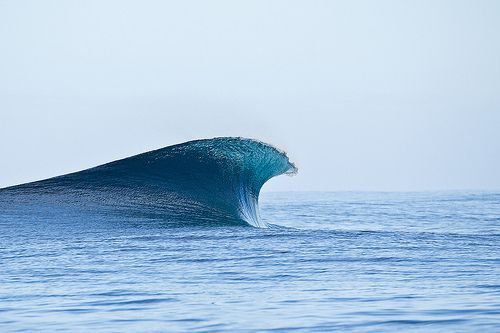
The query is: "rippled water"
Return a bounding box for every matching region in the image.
[1,192,499,332]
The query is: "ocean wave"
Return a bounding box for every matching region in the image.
[0,137,297,227]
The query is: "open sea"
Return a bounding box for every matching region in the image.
[1,191,499,332]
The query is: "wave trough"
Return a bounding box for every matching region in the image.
[0,137,297,227]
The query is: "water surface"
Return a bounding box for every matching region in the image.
[1,191,499,332]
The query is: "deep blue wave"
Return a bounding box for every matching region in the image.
[0,137,297,227]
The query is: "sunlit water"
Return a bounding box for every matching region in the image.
[1,192,499,332]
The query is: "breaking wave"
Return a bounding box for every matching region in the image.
[0,137,297,227]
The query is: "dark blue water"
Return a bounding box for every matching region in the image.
[1,191,499,332]
[1,139,499,331]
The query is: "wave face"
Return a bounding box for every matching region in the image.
[0,138,297,227]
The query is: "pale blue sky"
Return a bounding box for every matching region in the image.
[1,0,499,191]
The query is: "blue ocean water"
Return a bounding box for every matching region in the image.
[1,139,499,332]
[1,191,499,332]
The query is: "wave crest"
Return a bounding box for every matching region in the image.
[1,137,297,227]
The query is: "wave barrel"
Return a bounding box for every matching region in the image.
[0,137,297,227]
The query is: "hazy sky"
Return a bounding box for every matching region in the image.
[1,0,499,191]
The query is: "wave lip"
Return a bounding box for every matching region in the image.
[0,137,297,227]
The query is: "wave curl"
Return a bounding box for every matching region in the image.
[0,137,297,227]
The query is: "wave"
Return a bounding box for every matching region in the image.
[0,137,297,227]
